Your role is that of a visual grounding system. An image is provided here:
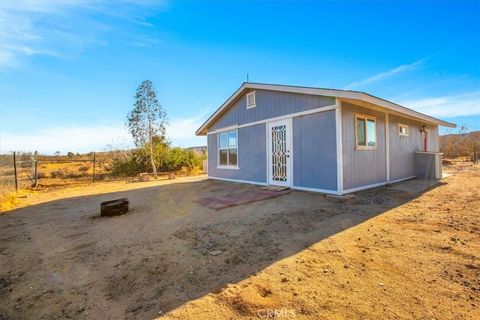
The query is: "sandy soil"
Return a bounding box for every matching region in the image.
[0,163,478,319]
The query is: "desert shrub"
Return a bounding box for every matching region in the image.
[109,144,202,177]
[66,171,82,179]
[50,170,66,178]
[110,151,146,177]
[440,130,480,158]
[163,148,202,172]
[50,167,83,179]
[1,169,15,176]
[78,165,90,173]
[37,172,46,179]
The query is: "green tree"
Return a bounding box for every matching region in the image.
[127,80,167,176]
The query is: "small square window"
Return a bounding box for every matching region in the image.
[399,124,409,136]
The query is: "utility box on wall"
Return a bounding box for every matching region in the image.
[414,151,443,179]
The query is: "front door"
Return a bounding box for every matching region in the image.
[268,119,292,187]
[422,129,429,151]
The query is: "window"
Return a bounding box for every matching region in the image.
[355,114,376,149]
[398,124,409,136]
[218,130,238,167]
[246,91,256,109]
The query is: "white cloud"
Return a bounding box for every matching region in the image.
[345,58,425,90]
[399,91,480,118]
[0,114,207,154]
[0,0,163,69]
[166,113,208,141]
[0,124,132,154]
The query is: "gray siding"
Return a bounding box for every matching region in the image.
[388,114,439,181]
[293,111,337,191]
[427,124,439,152]
[210,89,335,131]
[342,102,386,190]
[208,123,267,183]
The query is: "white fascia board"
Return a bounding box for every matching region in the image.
[357,93,456,128]
[196,83,248,136]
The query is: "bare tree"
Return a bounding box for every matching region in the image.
[127,80,167,176]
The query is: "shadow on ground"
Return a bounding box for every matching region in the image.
[0,178,443,320]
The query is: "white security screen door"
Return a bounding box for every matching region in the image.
[268,119,292,187]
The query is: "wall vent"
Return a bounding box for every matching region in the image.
[246,91,256,109]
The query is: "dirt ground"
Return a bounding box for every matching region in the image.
[0,162,478,319]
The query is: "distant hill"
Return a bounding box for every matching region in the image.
[440,131,480,158]
[186,146,207,155]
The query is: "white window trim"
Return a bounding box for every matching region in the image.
[217,129,239,169]
[355,113,377,150]
[398,123,409,136]
[246,91,256,109]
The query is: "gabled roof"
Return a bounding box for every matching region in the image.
[196,82,456,135]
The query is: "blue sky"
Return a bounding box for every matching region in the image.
[1,0,479,154]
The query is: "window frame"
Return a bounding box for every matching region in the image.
[246,91,256,109]
[355,113,377,150]
[217,129,239,169]
[398,123,409,136]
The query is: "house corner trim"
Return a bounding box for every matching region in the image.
[335,98,344,195]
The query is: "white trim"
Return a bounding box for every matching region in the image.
[354,113,377,150]
[288,117,293,186]
[208,176,267,186]
[389,175,416,184]
[206,104,336,135]
[208,125,239,135]
[216,166,239,170]
[246,91,256,109]
[414,151,443,155]
[267,118,293,187]
[386,112,390,183]
[217,128,238,168]
[335,98,343,195]
[292,185,340,195]
[265,122,270,184]
[343,181,387,194]
[342,175,417,194]
[196,83,455,135]
[209,175,416,195]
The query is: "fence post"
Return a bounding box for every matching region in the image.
[92,152,96,183]
[34,160,38,188]
[13,152,18,192]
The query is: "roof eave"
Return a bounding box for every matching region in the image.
[195,83,457,135]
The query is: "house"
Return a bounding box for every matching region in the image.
[196,83,456,195]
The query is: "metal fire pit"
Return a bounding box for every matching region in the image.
[100,198,129,217]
